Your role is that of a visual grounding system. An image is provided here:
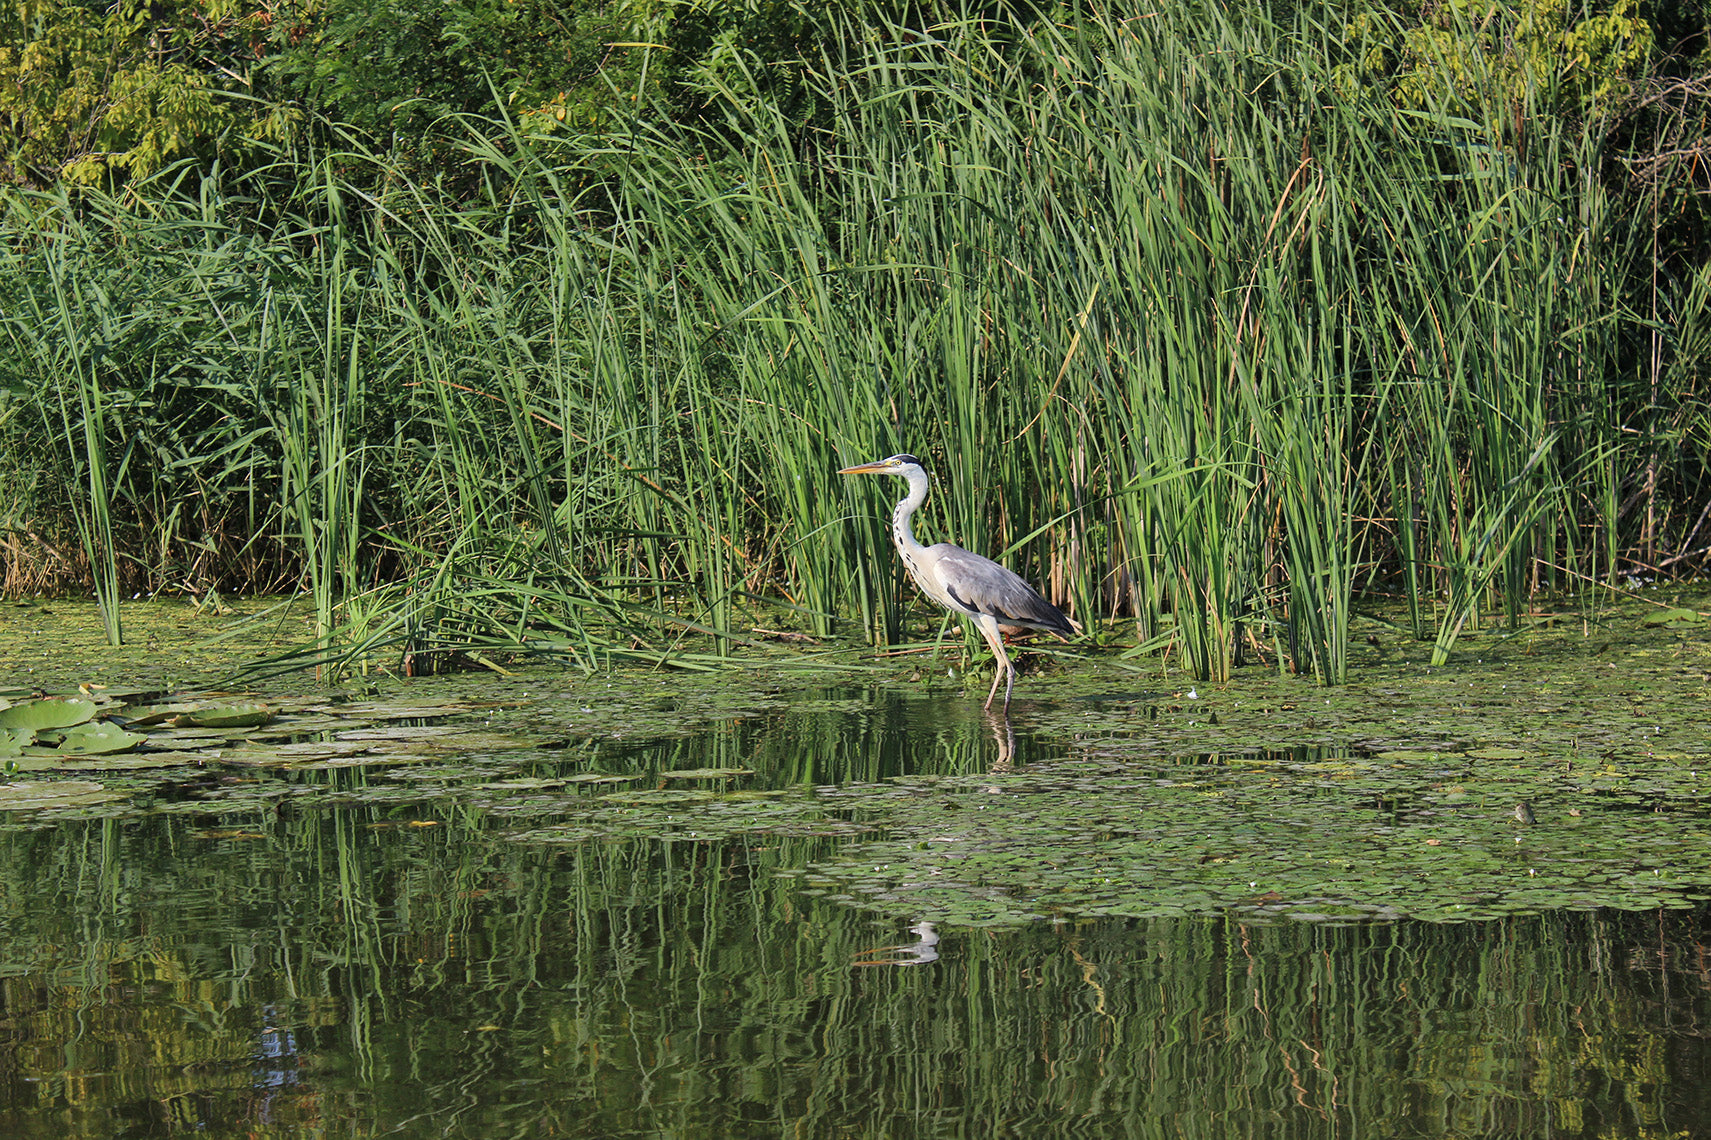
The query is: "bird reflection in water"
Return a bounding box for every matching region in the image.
[851,921,941,967]
[986,708,1015,775]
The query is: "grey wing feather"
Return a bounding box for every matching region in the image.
[925,544,1076,638]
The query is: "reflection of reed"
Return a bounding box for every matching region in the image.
[8,769,1711,1137]
[851,921,940,967]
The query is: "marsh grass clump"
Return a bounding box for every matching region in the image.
[0,1,1703,681]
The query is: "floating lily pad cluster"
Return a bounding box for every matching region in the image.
[0,694,274,768]
[0,671,817,825]
[0,697,145,758]
[0,690,542,791]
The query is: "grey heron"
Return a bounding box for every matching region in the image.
[839,453,1078,711]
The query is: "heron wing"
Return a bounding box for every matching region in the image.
[921,544,1075,638]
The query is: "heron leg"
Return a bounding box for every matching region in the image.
[975,617,1011,711]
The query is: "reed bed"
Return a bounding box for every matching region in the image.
[0,2,1698,681]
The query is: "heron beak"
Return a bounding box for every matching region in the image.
[837,460,892,475]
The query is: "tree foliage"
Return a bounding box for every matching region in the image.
[272,0,644,143]
[0,0,840,187]
[1339,0,1656,120]
[0,0,306,186]
[1336,0,1708,259]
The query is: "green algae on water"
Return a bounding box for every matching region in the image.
[0,591,1707,926]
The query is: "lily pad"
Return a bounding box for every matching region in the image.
[335,725,469,742]
[0,698,97,732]
[56,724,149,755]
[1642,607,1703,627]
[307,700,496,719]
[214,740,377,768]
[0,780,126,811]
[8,752,195,772]
[603,788,718,804]
[659,767,754,780]
[298,754,436,770]
[239,715,375,740]
[121,703,205,727]
[173,703,275,729]
[141,727,235,748]
[429,731,562,751]
[100,750,207,767]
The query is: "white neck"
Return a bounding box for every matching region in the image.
[891,465,931,559]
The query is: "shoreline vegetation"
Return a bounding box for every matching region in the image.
[1,1,1707,684]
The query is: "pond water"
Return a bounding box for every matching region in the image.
[2,681,1710,1139]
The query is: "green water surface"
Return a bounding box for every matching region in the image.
[0,594,1707,1137]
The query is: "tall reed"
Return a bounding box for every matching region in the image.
[2,198,130,644]
[0,0,1692,683]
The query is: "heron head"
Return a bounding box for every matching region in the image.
[838,454,923,477]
